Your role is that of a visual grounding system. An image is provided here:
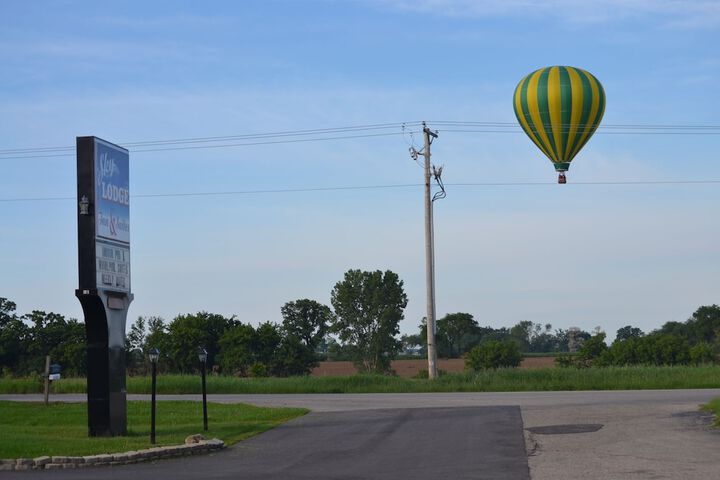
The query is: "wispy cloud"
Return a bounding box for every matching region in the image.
[368,0,720,28]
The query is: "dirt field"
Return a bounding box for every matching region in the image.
[311,357,556,378]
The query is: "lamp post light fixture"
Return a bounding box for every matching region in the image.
[198,347,208,431]
[148,348,159,444]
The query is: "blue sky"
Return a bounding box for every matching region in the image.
[1,0,719,340]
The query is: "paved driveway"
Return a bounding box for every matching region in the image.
[3,389,720,479]
[0,406,528,480]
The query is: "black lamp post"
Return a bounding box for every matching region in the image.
[148,348,159,444]
[198,347,208,431]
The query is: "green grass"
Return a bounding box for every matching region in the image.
[2,365,719,395]
[0,401,306,458]
[701,398,720,427]
[521,351,579,357]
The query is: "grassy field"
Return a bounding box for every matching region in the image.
[2,365,719,394]
[0,400,306,458]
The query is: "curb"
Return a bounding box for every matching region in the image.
[0,438,225,471]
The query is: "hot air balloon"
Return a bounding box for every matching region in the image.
[513,66,605,184]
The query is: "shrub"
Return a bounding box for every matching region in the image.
[575,332,608,368]
[465,340,522,370]
[248,362,269,377]
[554,354,575,368]
[603,337,642,366]
[637,334,690,365]
[690,342,716,365]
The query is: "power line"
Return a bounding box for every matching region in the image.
[1,119,719,160]
[0,122,424,155]
[0,131,420,161]
[0,184,422,202]
[2,179,719,203]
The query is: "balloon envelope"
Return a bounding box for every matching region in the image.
[513,66,605,173]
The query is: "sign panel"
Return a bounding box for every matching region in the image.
[76,135,133,436]
[96,241,131,293]
[94,139,130,244]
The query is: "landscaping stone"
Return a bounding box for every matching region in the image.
[185,434,205,444]
[4,437,226,470]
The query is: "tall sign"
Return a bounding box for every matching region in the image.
[76,137,133,436]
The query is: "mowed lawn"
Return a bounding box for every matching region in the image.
[0,401,307,458]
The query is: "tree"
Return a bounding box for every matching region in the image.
[277,300,332,375]
[658,321,688,339]
[637,334,690,365]
[465,340,522,370]
[17,310,87,375]
[330,269,407,373]
[436,312,480,358]
[616,325,644,342]
[400,333,424,356]
[125,317,147,373]
[281,299,332,350]
[126,317,146,351]
[576,331,608,367]
[165,312,235,373]
[685,305,720,344]
[325,336,353,361]
[0,298,17,325]
[218,323,256,375]
[509,320,533,351]
[143,316,170,366]
[0,298,29,374]
[272,334,317,376]
[689,342,716,365]
[527,323,560,353]
[255,321,282,367]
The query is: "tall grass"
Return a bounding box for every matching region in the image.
[2,365,719,394]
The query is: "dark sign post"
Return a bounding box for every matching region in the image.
[76,136,132,436]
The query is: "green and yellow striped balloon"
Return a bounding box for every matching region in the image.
[513,66,605,180]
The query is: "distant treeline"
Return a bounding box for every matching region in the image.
[2,286,719,377]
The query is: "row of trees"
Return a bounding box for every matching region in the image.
[1,269,408,376]
[0,297,86,376]
[402,315,593,359]
[561,305,720,368]
[3,272,719,376]
[125,298,331,377]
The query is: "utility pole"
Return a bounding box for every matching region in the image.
[422,122,439,380]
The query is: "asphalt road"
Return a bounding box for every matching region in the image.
[0,406,529,480]
[3,390,720,479]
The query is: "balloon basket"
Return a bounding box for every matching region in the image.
[558,173,567,184]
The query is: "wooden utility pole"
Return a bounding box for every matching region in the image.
[423,123,439,380]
